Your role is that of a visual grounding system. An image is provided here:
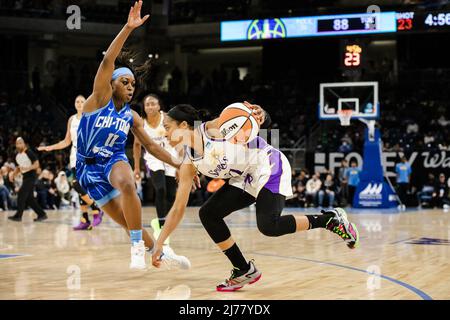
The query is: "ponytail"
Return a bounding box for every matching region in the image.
[167,104,211,127]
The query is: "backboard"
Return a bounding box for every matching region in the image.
[319,82,379,121]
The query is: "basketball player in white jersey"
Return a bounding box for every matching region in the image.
[38,95,104,230]
[133,94,177,244]
[151,102,360,291]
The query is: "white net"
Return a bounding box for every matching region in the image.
[338,110,353,126]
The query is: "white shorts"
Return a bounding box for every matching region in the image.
[145,159,176,177]
[229,150,293,199]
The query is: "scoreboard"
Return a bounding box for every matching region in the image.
[397,11,450,32]
[221,10,450,42]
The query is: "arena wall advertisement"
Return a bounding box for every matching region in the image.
[306,150,450,187]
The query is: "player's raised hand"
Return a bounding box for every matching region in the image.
[243,101,265,125]
[127,1,150,29]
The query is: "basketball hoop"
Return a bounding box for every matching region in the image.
[338,110,353,126]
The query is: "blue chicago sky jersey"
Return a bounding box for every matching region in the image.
[77,99,134,159]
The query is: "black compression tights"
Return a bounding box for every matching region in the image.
[150,170,176,227]
[199,183,297,243]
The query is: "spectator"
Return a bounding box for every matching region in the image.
[417,173,436,208]
[318,174,336,208]
[36,169,56,209]
[291,170,308,207]
[337,159,348,205]
[305,173,322,207]
[406,121,419,134]
[346,160,361,206]
[54,171,70,207]
[395,156,412,205]
[338,140,352,154]
[432,173,450,208]
[0,174,12,210]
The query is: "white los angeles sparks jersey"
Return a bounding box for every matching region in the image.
[69,114,81,169]
[186,122,293,198]
[143,112,177,177]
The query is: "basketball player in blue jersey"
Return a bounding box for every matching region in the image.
[151,103,360,291]
[76,1,190,270]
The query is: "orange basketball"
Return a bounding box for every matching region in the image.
[217,102,260,144]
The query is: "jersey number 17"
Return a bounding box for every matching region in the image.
[105,133,119,147]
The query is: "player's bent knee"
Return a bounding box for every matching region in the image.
[72,180,87,196]
[114,177,135,194]
[256,220,279,237]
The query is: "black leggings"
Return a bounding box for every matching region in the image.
[150,170,177,227]
[199,183,297,243]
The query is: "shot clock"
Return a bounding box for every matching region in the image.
[343,44,363,68]
[396,11,450,33]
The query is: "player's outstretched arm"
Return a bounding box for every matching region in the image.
[38,116,73,152]
[131,111,181,169]
[83,1,149,113]
[132,136,143,180]
[152,163,196,267]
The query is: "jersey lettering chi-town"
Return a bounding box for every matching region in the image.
[94,116,130,135]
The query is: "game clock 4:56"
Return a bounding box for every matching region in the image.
[397,11,450,32]
[424,12,450,27]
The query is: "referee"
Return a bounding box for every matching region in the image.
[8,137,48,222]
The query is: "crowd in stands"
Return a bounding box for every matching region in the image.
[286,157,450,209]
[3,58,450,210]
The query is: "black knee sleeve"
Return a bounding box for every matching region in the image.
[255,188,296,237]
[199,204,231,244]
[256,215,297,237]
[72,180,87,197]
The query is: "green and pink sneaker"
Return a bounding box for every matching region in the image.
[324,208,360,249]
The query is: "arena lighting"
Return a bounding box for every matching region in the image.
[221,9,450,41]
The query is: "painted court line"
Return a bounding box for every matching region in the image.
[0,254,31,260]
[251,251,433,300]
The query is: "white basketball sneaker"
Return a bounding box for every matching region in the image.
[130,240,147,270]
[160,245,191,270]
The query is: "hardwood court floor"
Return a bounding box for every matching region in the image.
[0,206,449,300]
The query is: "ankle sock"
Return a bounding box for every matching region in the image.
[223,243,249,271]
[130,229,143,245]
[307,213,335,229]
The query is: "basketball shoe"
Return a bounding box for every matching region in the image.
[92,210,104,227]
[73,219,92,231]
[216,260,262,292]
[159,245,191,270]
[324,207,359,249]
[130,240,147,270]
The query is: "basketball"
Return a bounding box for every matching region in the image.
[217,102,260,144]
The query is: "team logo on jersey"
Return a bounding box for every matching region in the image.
[207,156,228,177]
